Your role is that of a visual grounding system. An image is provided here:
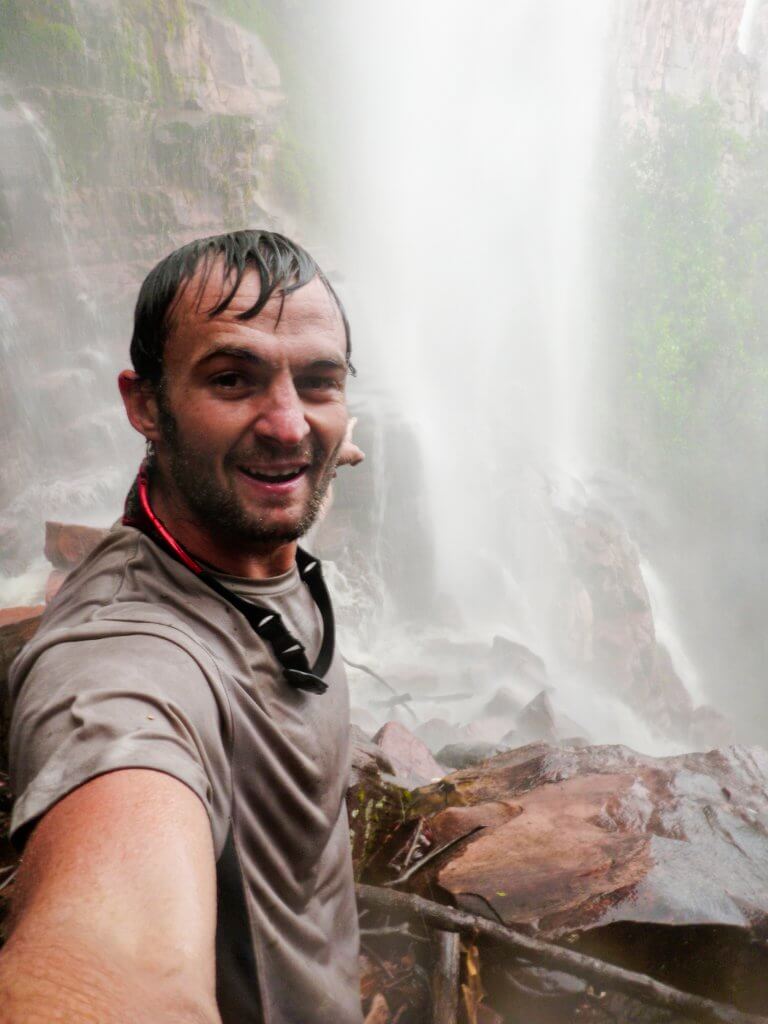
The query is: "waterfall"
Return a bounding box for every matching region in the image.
[315,5,609,622]
[296,0,727,754]
[0,77,130,586]
[738,0,763,56]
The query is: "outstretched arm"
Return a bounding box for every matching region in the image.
[0,768,221,1024]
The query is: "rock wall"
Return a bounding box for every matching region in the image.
[0,0,296,571]
[2,0,290,274]
[605,0,768,744]
[615,0,768,131]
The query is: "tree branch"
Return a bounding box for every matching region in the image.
[356,884,768,1024]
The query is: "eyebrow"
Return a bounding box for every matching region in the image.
[195,345,348,372]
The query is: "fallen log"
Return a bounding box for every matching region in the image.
[356,884,768,1024]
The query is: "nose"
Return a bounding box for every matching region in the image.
[253,376,310,449]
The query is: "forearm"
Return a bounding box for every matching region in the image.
[0,932,222,1024]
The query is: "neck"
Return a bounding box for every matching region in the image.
[148,471,297,580]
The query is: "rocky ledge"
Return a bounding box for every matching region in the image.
[353,733,768,1020]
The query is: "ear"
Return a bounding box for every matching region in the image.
[118,370,162,443]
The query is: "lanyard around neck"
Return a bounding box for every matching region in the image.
[122,463,335,695]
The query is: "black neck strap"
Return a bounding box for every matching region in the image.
[123,465,334,696]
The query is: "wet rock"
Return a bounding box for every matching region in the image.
[489,636,547,685]
[560,581,595,665]
[643,641,695,737]
[0,605,43,683]
[515,690,589,745]
[616,0,767,134]
[497,728,521,749]
[373,721,444,788]
[350,725,395,779]
[460,715,512,745]
[165,3,281,118]
[507,964,588,999]
[0,605,44,763]
[484,960,682,1024]
[557,506,654,696]
[44,521,108,570]
[415,717,463,753]
[498,728,588,751]
[437,741,507,771]
[441,770,650,929]
[555,506,700,743]
[482,686,525,718]
[408,742,768,1014]
[690,704,735,750]
[428,801,523,847]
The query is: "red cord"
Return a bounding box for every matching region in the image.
[137,463,202,575]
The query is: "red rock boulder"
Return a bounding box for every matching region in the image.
[44,521,108,570]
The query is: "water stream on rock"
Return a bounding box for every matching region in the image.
[0,71,136,597]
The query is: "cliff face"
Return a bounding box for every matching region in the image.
[0,0,294,570]
[1,0,288,277]
[615,0,768,131]
[605,0,768,743]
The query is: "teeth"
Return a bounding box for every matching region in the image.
[242,466,304,480]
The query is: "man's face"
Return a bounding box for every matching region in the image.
[152,267,349,548]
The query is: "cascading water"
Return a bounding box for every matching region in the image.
[306,0,712,754]
[739,0,763,55]
[0,75,134,600]
[327,1,610,520]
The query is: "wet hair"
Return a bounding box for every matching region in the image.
[130,229,353,384]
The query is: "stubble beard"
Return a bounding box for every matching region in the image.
[155,397,336,546]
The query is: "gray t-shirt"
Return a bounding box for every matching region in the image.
[7,524,362,1024]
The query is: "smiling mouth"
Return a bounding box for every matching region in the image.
[239,465,309,484]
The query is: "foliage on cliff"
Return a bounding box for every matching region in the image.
[0,0,191,97]
[605,98,768,509]
[207,0,319,220]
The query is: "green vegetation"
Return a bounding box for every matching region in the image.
[349,783,414,882]
[0,0,310,219]
[44,91,110,185]
[605,97,768,498]
[0,1,85,85]
[0,0,192,100]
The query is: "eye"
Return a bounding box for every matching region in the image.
[297,375,341,391]
[212,372,248,389]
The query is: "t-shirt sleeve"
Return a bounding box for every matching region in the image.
[8,632,232,856]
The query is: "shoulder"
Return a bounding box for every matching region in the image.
[14,525,226,686]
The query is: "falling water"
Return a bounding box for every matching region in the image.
[738,0,763,55]
[302,2,694,749]
[0,75,135,584]
[322,3,610,612]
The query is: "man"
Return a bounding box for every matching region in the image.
[1,230,365,1023]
